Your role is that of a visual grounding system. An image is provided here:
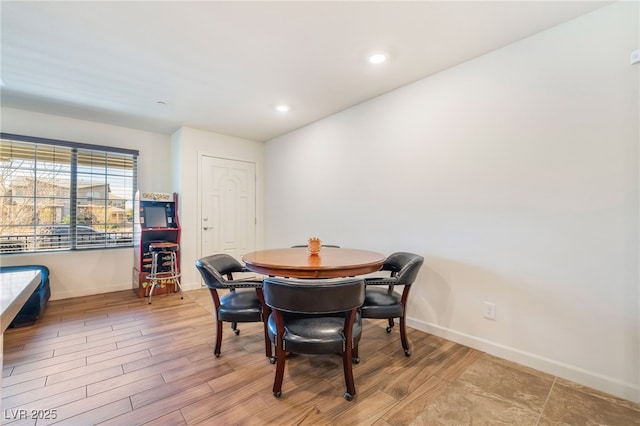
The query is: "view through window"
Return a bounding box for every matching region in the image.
[0,134,138,253]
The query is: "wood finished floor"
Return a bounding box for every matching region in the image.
[2,289,639,425]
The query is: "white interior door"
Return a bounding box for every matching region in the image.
[200,156,256,262]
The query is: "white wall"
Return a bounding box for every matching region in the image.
[171,127,264,290]
[264,2,639,402]
[0,108,173,299]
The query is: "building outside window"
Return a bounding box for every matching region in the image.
[0,133,138,253]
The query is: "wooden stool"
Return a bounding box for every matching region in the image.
[146,242,183,304]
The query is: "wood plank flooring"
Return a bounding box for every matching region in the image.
[2,289,638,425]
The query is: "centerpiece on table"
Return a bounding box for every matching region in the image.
[307,237,322,255]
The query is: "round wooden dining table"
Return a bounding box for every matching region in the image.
[242,247,386,279]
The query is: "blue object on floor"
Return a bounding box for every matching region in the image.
[1,265,50,327]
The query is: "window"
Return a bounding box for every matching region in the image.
[0,133,138,253]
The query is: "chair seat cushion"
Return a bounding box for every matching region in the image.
[360,287,404,319]
[267,313,362,354]
[218,289,263,322]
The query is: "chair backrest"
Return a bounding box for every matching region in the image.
[263,277,365,314]
[291,244,341,248]
[382,252,424,286]
[195,253,247,289]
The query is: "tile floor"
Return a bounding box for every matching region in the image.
[414,353,639,425]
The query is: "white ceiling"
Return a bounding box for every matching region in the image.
[1,1,611,142]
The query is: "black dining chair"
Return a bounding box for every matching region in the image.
[360,252,424,356]
[195,254,271,360]
[262,276,365,401]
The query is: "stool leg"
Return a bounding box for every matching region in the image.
[171,251,183,299]
[148,251,159,304]
[147,247,182,304]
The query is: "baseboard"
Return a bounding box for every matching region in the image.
[407,317,640,404]
[50,281,204,301]
[50,283,133,301]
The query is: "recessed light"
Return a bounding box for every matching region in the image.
[275,105,290,112]
[368,53,387,64]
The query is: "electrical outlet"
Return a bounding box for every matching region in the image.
[484,302,496,320]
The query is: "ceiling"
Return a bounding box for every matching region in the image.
[1,1,611,142]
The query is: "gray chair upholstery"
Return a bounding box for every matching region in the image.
[263,277,365,401]
[195,254,271,359]
[360,252,424,356]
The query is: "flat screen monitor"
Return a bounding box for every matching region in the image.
[145,206,168,228]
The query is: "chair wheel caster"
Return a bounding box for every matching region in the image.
[386,326,393,333]
[233,329,240,336]
[269,357,277,364]
[352,357,360,364]
[404,349,411,356]
[273,391,282,398]
[344,392,353,401]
